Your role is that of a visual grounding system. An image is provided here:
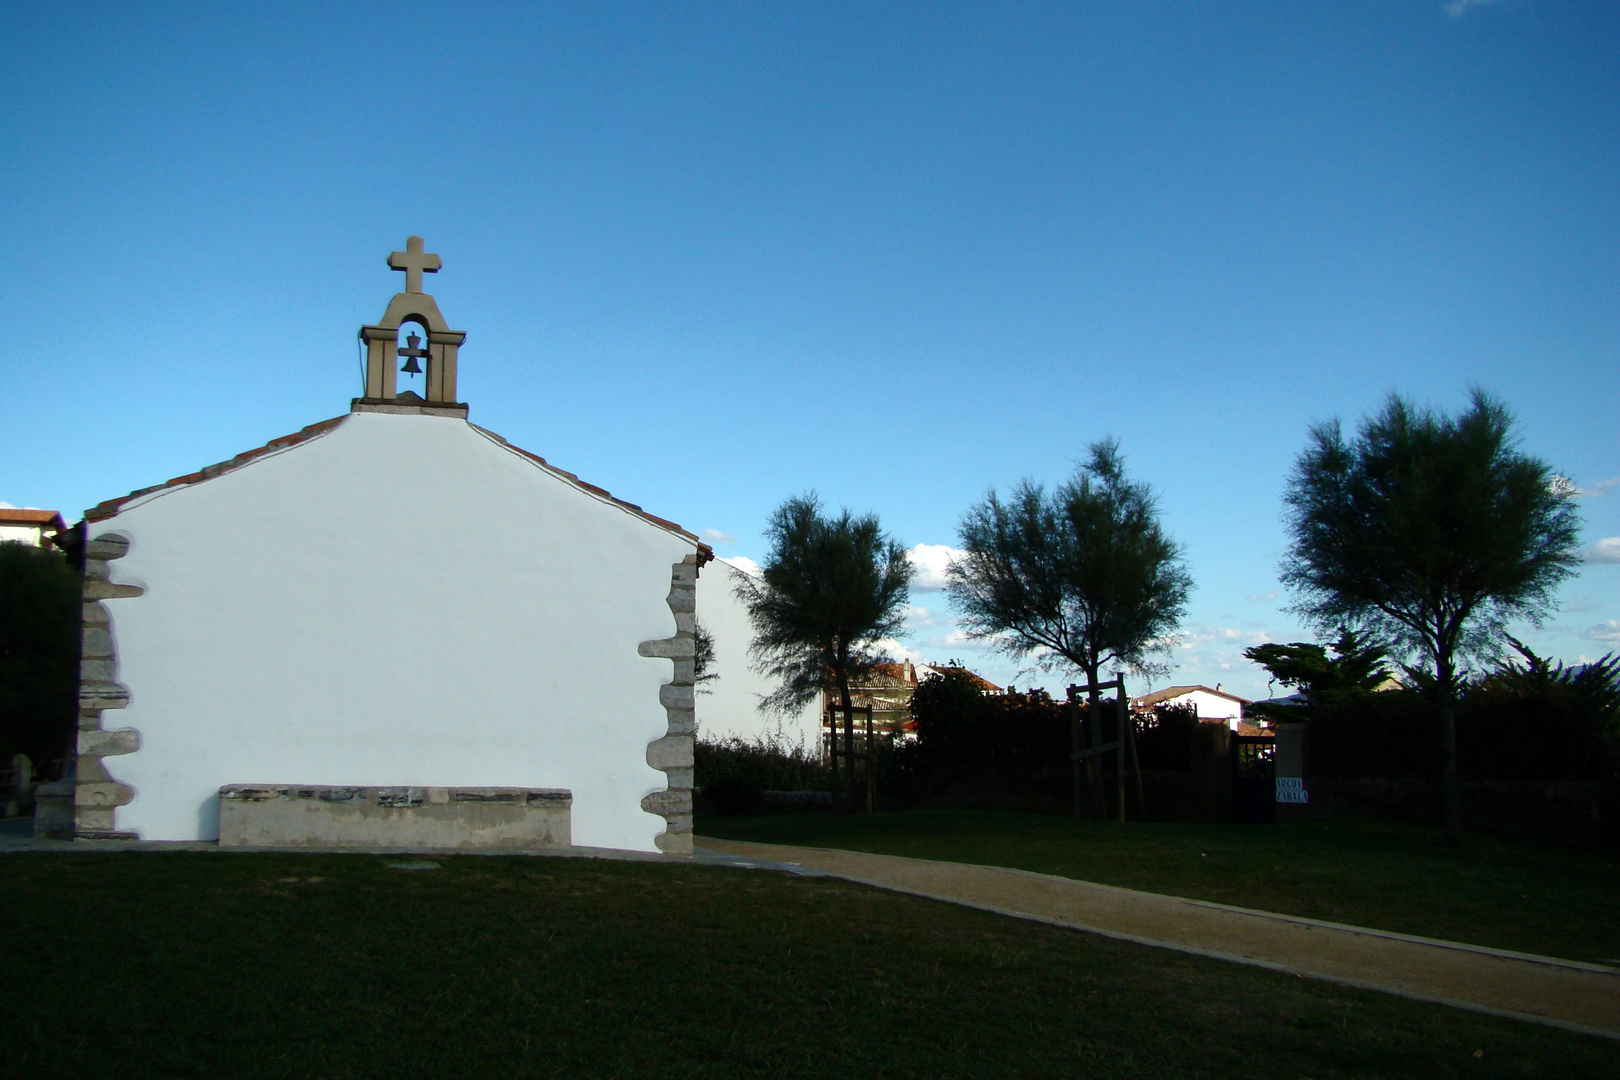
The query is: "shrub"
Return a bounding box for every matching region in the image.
[0,542,79,776]
[695,730,831,814]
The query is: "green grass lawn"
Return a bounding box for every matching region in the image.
[2,852,1616,1078]
[695,810,1620,965]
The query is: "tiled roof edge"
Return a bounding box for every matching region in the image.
[467,423,712,560]
[0,509,65,526]
[84,416,347,523]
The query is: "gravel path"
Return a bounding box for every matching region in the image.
[697,837,1620,1040]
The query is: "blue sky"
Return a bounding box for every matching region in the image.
[3,1,1616,698]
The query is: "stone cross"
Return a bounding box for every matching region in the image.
[387,235,442,294]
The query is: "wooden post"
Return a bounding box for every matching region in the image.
[1115,679,1127,823]
[864,706,875,814]
[844,703,857,815]
[1088,679,1106,820]
[827,707,841,813]
[1124,682,1146,821]
[1068,686,1083,820]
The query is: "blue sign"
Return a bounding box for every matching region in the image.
[1276,777,1309,804]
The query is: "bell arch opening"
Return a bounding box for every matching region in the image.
[395,315,432,400]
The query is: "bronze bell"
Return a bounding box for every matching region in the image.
[399,331,427,375]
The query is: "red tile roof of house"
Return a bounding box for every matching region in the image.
[0,508,65,528]
[82,414,713,561]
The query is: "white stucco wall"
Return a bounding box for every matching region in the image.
[1166,689,1246,725]
[0,524,48,546]
[94,411,695,850]
[695,557,821,751]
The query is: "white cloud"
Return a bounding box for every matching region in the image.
[1579,478,1620,498]
[702,528,737,544]
[1584,621,1620,645]
[720,555,761,577]
[1583,538,1620,564]
[902,604,951,631]
[907,543,966,590]
[1177,625,1271,650]
[873,637,926,664]
[1444,0,1509,18]
[1244,589,1280,603]
[0,501,11,509]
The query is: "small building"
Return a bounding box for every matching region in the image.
[62,238,706,853]
[1131,684,1252,729]
[0,508,66,548]
[818,660,1003,755]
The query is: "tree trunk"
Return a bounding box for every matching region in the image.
[1068,687,1083,820]
[839,676,856,815]
[1440,698,1462,846]
[1084,664,1105,821]
[1435,648,1462,846]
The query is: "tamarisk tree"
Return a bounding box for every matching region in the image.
[1280,390,1580,843]
[945,438,1192,690]
[736,494,912,801]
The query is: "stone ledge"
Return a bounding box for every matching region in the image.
[219,784,572,849]
[85,534,130,560]
[638,636,695,660]
[78,728,140,757]
[350,398,470,419]
[641,788,693,818]
[82,579,143,601]
[79,682,130,710]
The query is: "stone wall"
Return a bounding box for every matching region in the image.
[218,785,571,849]
[44,532,142,839]
[638,555,699,854]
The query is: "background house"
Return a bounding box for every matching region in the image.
[0,508,66,548]
[1131,684,1253,730]
[819,661,1004,757]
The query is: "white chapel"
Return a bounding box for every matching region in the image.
[62,238,708,853]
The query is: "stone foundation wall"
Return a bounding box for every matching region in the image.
[219,785,572,849]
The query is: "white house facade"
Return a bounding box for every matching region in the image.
[1131,684,1252,728]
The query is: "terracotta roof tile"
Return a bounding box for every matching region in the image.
[0,508,65,527]
[468,423,710,561]
[86,417,345,523]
